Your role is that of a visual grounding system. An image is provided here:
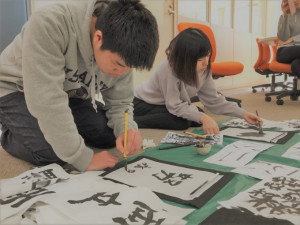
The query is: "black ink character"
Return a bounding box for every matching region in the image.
[68,192,121,206]
[112,201,165,225]
[0,188,55,208]
[21,169,67,190]
[134,163,151,170]
[152,170,192,186]
[247,177,300,216]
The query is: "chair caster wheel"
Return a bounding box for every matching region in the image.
[265,96,271,102]
[252,89,257,93]
[276,99,284,105]
[290,95,298,101]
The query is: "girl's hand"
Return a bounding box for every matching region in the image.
[243,111,263,126]
[278,37,294,46]
[199,114,219,134]
[281,0,290,16]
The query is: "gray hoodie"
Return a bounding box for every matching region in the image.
[0,0,137,171]
[277,9,300,48]
[135,59,245,123]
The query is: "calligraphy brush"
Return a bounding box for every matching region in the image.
[255,110,263,134]
[123,109,128,171]
[190,173,220,195]
[159,143,196,150]
[184,131,214,140]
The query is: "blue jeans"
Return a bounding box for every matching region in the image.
[0,92,115,166]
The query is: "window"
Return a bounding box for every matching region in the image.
[178,0,207,22]
[177,0,267,35]
[211,0,232,28]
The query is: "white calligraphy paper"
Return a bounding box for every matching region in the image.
[222,118,300,132]
[103,157,223,201]
[220,127,287,143]
[219,176,300,224]
[204,141,273,168]
[0,164,72,199]
[232,161,300,179]
[1,164,194,224]
[42,179,193,225]
[282,141,300,160]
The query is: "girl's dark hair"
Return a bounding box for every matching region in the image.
[94,0,159,70]
[166,28,212,87]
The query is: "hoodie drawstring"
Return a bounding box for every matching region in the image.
[91,56,98,112]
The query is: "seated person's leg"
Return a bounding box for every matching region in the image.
[0,92,64,166]
[291,58,300,78]
[133,97,199,130]
[276,46,300,64]
[69,98,116,149]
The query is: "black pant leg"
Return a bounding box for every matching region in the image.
[133,97,191,130]
[68,98,116,149]
[0,92,64,166]
[291,58,300,78]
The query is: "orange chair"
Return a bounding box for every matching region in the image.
[252,38,290,93]
[178,22,243,107]
[265,38,300,105]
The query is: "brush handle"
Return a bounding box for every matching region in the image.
[123,110,128,158]
[159,143,194,150]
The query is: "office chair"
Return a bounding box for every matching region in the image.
[265,38,300,105]
[178,22,243,107]
[252,38,290,93]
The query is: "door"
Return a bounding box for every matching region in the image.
[134,0,176,87]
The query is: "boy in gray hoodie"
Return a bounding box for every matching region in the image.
[0,0,159,172]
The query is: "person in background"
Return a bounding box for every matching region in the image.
[134,28,261,134]
[277,0,300,78]
[0,0,159,171]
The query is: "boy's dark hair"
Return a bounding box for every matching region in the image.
[95,0,159,70]
[166,28,212,87]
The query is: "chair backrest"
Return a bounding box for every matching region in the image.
[254,38,271,71]
[178,23,216,62]
[271,38,279,63]
[261,44,271,65]
[253,38,263,69]
[269,37,292,73]
[271,45,277,62]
